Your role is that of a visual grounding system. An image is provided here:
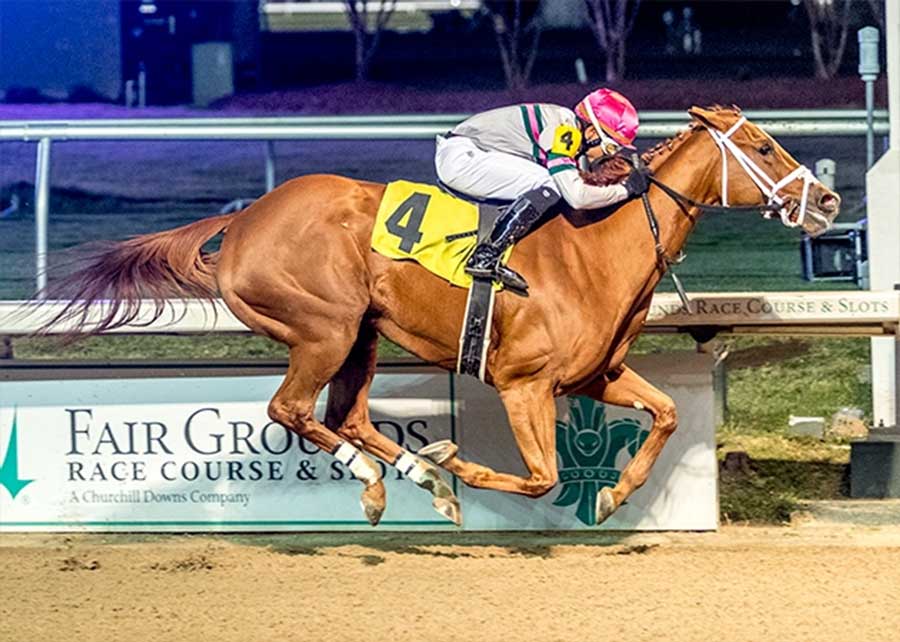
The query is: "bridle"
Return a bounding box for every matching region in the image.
[705,116,824,229]
[646,117,824,223]
[634,116,826,312]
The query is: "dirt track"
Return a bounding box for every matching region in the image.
[2,525,900,642]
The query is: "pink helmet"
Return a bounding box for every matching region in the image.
[575,88,639,150]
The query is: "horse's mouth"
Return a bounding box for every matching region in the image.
[800,205,836,237]
[786,201,802,225]
[762,200,801,224]
[764,199,834,236]
[804,214,832,237]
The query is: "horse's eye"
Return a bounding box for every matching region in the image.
[759,143,773,156]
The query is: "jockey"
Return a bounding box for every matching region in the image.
[435,88,650,293]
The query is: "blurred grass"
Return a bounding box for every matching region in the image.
[711,336,865,524]
[13,334,287,360]
[635,333,864,523]
[10,334,411,360]
[658,211,858,293]
[0,199,861,300]
[716,433,849,524]
[722,336,869,433]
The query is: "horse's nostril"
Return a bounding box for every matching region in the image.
[819,193,840,213]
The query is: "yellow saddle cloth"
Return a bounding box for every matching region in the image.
[371,180,512,288]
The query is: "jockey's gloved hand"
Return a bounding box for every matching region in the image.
[624,167,652,198]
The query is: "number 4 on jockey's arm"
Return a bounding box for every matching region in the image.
[434,88,651,294]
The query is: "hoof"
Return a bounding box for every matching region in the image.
[432,496,462,526]
[361,480,386,526]
[595,487,618,525]
[419,440,459,465]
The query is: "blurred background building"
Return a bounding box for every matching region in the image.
[0,0,885,106]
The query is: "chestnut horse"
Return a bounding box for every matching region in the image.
[37,106,839,526]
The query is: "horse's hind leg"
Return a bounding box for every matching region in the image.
[422,380,560,497]
[225,283,387,524]
[325,320,461,525]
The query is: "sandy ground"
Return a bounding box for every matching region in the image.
[2,524,900,642]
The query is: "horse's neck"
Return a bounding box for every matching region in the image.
[556,130,717,307]
[644,130,718,262]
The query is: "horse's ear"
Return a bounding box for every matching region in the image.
[688,106,730,131]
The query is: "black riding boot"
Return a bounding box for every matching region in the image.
[465,187,560,292]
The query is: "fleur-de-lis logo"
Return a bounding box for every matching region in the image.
[554,397,648,525]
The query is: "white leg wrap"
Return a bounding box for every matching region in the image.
[334,442,381,486]
[394,451,430,485]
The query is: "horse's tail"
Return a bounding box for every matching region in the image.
[36,212,236,336]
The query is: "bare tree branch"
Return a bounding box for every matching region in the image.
[485,1,543,91]
[584,0,642,82]
[803,0,853,80]
[344,0,397,81]
[866,0,885,31]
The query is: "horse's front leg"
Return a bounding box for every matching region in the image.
[575,365,678,525]
[421,380,559,497]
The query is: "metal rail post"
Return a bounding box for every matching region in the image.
[264,140,276,192]
[859,27,881,169]
[815,158,836,190]
[34,137,51,298]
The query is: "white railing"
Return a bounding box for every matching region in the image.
[1,109,889,295]
[1,110,888,141]
[2,290,897,337]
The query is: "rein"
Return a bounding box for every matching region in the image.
[632,155,694,313]
[647,176,781,218]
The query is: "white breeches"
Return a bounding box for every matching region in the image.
[435,135,555,201]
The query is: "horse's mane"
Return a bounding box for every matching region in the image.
[582,105,741,187]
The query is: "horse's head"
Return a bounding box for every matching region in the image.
[687,106,841,237]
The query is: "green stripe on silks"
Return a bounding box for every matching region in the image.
[534,104,546,164]
[520,105,542,163]
[549,164,576,176]
[534,104,545,131]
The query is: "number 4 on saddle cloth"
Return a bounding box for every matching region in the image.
[372,180,514,288]
[371,180,514,381]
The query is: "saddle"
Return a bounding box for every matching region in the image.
[370,180,512,381]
